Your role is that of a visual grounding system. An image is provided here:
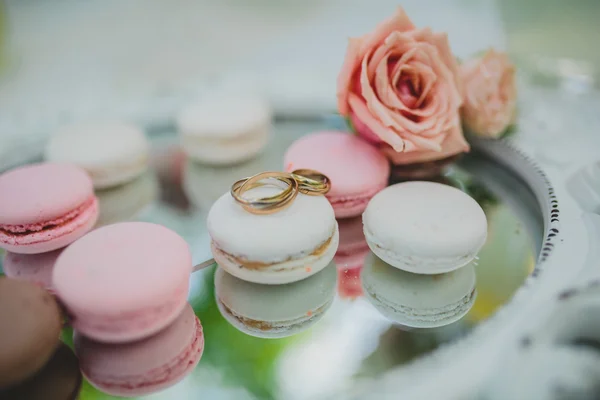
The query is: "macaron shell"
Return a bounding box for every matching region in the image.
[45,122,149,177]
[283,131,390,199]
[208,188,336,264]
[2,248,64,291]
[75,304,204,397]
[0,163,94,225]
[182,126,269,165]
[0,278,63,388]
[363,181,487,273]
[53,222,191,342]
[361,252,477,328]
[212,223,339,285]
[177,94,271,139]
[0,197,99,254]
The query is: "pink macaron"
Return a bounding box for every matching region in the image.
[0,163,99,254]
[284,131,390,218]
[2,248,64,293]
[53,222,192,343]
[75,303,203,397]
[334,217,370,270]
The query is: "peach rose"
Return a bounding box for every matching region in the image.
[337,7,469,165]
[460,49,517,138]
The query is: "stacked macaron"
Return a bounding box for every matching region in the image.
[207,185,340,285]
[45,121,150,190]
[0,163,100,290]
[207,177,340,336]
[0,278,82,399]
[52,222,204,397]
[177,93,272,166]
[44,121,154,226]
[284,131,390,219]
[361,181,487,327]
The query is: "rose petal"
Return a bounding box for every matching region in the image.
[358,7,416,60]
[383,124,469,165]
[374,49,418,110]
[348,93,405,151]
[337,37,363,116]
[360,49,403,130]
[431,32,463,101]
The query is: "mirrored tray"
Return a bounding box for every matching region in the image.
[0,119,555,399]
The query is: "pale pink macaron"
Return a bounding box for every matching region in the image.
[2,248,64,293]
[53,222,192,343]
[0,163,99,254]
[75,303,203,397]
[284,131,390,218]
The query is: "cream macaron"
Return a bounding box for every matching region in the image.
[45,122,149,189]
[208,186,339,284]
[177,94,271,165]
[363,181,487,274]
[215,262,336,338]
[361,252,477,328]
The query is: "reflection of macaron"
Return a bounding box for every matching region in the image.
[208,187,339,284]
[53,222,192,343]
[3,248,64,292]
[45,122,149,189]
[0,278,63,388]
[361,252,477,328]
[284,131,390,218]
[75,304,203,398]
[0,163,99,254]
[1,343,82,400]
[334,216,369,270]
[338,266,363,300]
[215,263,336,338]
[363,181,487,274]
[177,94,271,165]
[95,173,158,227]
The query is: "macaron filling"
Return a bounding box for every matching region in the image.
[212,229,335,271]
[85,316,204,393]
[182,125,267,146]
[84,155,148,183]
[218,298,331,332]
[367,287,477,323]
[0,197,98,245]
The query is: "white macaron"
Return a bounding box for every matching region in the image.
[208,186,339,285]
[361,252,477,328]
[215,262,336,338]
[177,94,271,166]
[45,121,149,189]
[363,181,487,274]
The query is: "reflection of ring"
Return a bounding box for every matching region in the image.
[291,169,331,196]
[231,172,298,215]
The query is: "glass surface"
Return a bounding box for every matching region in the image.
[0,121,537,400]
[499,0,600,89]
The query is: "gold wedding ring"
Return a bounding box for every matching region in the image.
[231,172,298,215]
[231,170,331,215]
[291,169,331,196]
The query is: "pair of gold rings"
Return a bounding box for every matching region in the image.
[231,169,331,214]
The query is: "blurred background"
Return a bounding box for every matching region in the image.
[0,1,599,399]
[1,0,598,164]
